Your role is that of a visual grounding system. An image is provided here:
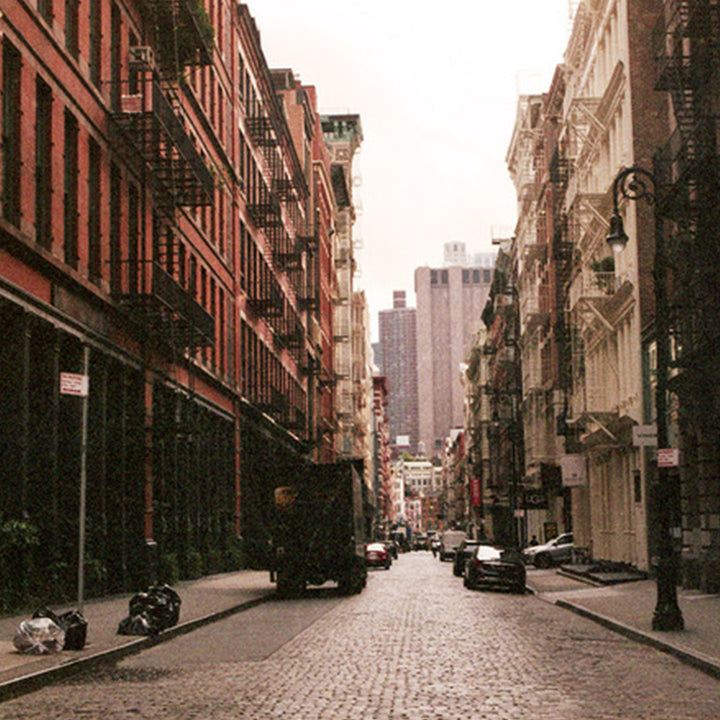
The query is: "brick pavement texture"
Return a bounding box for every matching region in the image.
[1,555,720,720]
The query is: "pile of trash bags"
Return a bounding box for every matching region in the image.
[117,584,181,636]
[12,608,87,655]
[10,583,181,654]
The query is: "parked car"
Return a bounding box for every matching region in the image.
[522,532,574,568]
[413,534,429,551]
[365,542,392,569]
[452,539,483,576]
[439,530,467,561]
[463,545,526,594]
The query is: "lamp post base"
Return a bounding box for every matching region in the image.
[652,601,684,631]
[652,556,684,631]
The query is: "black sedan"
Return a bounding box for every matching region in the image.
[463,545,526,594]
[452,539,483,576]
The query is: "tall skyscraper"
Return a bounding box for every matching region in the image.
[377,291,419,456]
[415,245,493,458]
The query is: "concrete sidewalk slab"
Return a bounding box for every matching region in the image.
[528,571,720,680]
[0,570,276,701]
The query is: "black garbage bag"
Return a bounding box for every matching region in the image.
[117,612,156,636]
[32,607,88,650]
[118,584,181,636]
[58,610,88,650]
[13,617,65,654]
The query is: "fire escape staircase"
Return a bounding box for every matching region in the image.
[652,0,720,357]
[110,31,215,349]
[138,0,214,67]
[653,0,720,220]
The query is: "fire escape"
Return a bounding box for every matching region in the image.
[653,0,720,361]
[243,88,312,436]
[563,60,633,428]
[110,0,215,350]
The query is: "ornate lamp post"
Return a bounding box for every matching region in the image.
[607,166,684,631]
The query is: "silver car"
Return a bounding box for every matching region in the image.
[522,532,574,568]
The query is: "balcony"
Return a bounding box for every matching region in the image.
[246,186,283,230]
[567,378,620,438]
[521,286,550,334]
[569,268,632,331]
[139,0,213,67]
[655,117,720,191]
[246,116,277,149]
[114,74,214,208]
[115,262,214,349]
[247,285,284,318]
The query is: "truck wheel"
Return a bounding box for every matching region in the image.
[277,572,304,597]
[338,561,365,595]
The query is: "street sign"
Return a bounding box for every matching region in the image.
[657,448,680,467]
[561,454,587,487]
[60,372,89,397]
[633,424,657,447]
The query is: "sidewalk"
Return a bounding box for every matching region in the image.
[0,570,276,701]
[527,568,720,680]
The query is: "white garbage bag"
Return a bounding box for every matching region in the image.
[13,617,65,654]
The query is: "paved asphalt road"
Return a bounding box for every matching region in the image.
[1,553,719,720]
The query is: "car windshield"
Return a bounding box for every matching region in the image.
[475,546,521,562]
[366,543,385,551]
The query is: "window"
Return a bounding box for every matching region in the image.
[2,40,22,227]
[462,270,469,284]
[90,0,102,88]
[110,4,122,110]
[88,137,102,281]
[38,0,53,22]
[441,269,448,284]
[35,77,53,248]
[109,163,121,293]
[63,110,79,268]
[128,183,139,293]
[65,0,79,58]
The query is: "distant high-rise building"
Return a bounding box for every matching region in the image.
[443,242,468,267]
[415,264,493,458]
[377,291,419,455]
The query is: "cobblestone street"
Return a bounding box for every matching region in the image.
[2,553,720,720]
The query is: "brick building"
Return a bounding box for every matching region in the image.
[0,0,357,603]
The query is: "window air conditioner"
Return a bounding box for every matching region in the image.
[128,46,155,69]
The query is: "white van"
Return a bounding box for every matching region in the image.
[439,530,467,561]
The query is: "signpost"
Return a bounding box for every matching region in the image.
[60,349,89,613]
[657,448,680,467]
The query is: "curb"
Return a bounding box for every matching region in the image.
[0,592,275,704]
[556,599,720,681]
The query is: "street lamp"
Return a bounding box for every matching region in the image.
[607,166,684,631]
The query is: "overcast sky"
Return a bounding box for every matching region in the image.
[248,1,572,338]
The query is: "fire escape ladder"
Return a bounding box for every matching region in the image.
[114,258,215,350]
[653,0,720,219]
[140,0,214,69]
[113,68,214,211]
